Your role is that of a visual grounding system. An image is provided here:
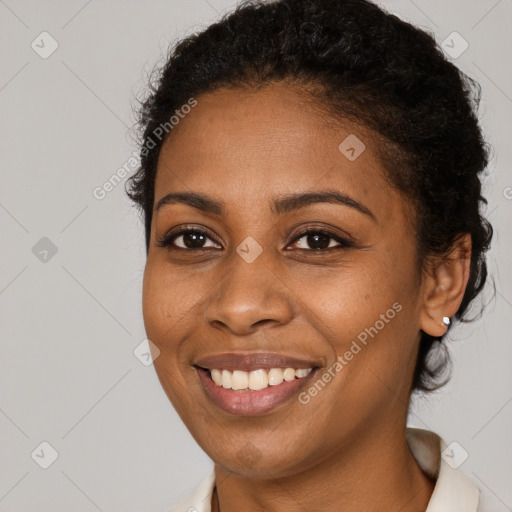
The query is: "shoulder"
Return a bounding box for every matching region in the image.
[406,427,505,512]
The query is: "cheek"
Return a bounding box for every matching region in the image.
[142,264,204,415]
[300,246,419,396]
[294,255,406,340]
[142,260,204,345]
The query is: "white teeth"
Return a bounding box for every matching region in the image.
[268,368,283,386]
[211,369,222,386]
[209,367,314,390]
[221,369,232,389]
[249,369,268,390]
[283,368,296,381]
[232,370,249,390]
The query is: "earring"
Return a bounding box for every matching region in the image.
[442,316,450,326]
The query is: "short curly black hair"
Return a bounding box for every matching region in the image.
[126,0,493,394]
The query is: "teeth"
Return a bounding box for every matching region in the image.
[232,370,249,390]
[221,370,232,389]
[268,368,283,386]
[283,368,296,381]
[209,367,313,391]
[249,369,268,390]
[211,369,222,386]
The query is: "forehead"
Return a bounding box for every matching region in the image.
[154,84,409,224]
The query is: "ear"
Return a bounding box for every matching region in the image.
[419,233,472,338]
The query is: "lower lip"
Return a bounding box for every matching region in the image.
[196,368,317,416]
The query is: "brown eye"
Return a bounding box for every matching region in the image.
[156,227,353,252]
[288,229,353,251]
[156,228,221,250]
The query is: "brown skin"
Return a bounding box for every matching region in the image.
[142,83,471,511]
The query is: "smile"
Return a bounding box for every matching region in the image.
[193,352,321,415]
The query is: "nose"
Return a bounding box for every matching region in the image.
[203,252,294,336]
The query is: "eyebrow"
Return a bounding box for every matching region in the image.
[155,189,376,222]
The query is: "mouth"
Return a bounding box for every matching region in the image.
[193,352,321,415]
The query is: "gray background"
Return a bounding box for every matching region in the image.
[0,0,511,510]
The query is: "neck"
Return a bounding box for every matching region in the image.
[212,423,435,512]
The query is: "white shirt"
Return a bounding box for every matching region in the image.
[167,427,500,511]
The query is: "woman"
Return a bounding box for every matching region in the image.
[126,0,494,510]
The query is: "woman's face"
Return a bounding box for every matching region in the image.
[143,83,426,477]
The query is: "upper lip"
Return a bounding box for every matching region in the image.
[194,352,322,372]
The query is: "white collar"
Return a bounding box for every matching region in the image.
[168,427,480,512]
[406,427,480,511]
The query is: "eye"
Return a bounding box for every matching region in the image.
[287,228,353,251]
[156,227,221,250]
[156,226,353,252]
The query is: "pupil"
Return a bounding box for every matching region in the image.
[308,233,329,250]
[184,232,205,248]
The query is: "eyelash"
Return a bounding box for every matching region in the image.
[156,226,354,253]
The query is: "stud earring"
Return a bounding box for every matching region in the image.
[442,316,450,326]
